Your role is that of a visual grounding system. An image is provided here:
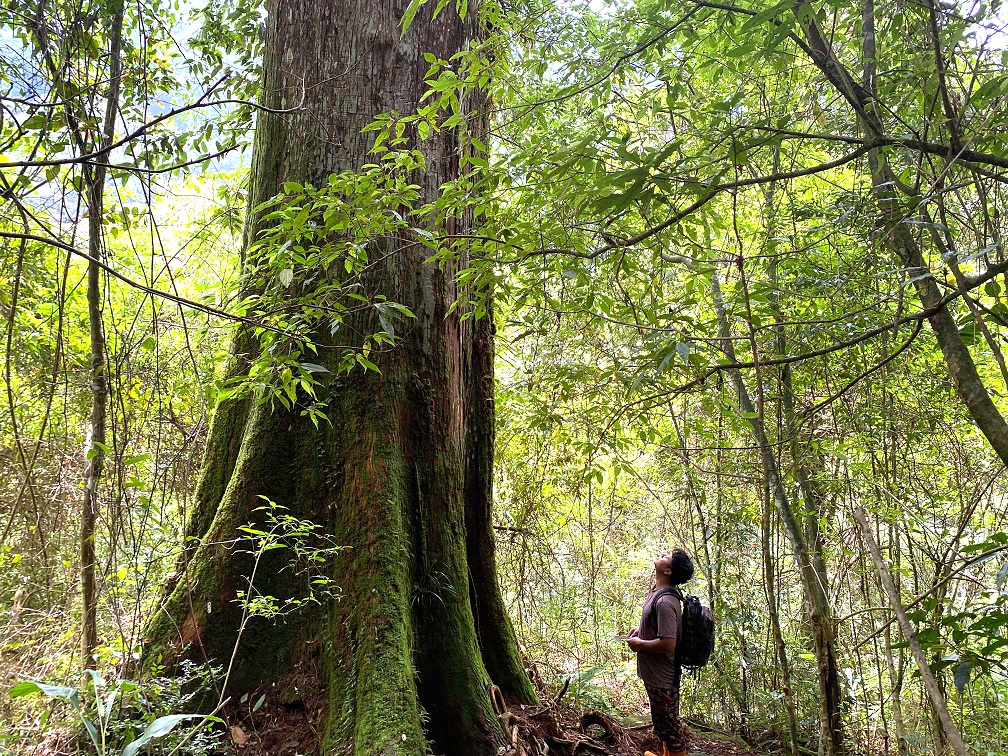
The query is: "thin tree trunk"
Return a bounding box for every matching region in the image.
[80,0,125,668]
[762,475,801,756]
[711,269,844,756]
[854,507,968,756]
[884,620,908,756]
[763,148,801,756]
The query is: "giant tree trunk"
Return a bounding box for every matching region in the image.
[145,2,534,753]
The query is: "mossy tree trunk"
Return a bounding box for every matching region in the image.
[145,1,535,753]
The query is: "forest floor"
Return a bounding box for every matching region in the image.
[218,691,767,756]
[18,672,766,756]
[199,663,770,756]
[27,708,765,756]
[487,692,767,756]
[229,704,765,756]
[540,709,758,756]
[636,730,761,756]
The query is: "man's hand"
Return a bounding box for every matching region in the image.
[625,635,676,655]
[628,628,639,638]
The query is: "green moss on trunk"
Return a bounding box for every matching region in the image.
[323,391,426,755]
[146,403,322,689]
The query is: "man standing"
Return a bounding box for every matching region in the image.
[627,549,695,756]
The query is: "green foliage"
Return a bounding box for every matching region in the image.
[8,663,223,756]
[566,667,621,716]
[216,155,429,424]
[232,496,343,620]
[4,0,1008,751]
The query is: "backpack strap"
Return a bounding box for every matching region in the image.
[648,587,682,636]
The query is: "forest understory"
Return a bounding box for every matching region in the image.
[3,0,1008,753]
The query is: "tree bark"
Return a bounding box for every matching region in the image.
[146,1,534,753]
[80,0,124,668]
[465,311,538,703]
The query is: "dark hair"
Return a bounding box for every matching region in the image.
[668,549,694,585]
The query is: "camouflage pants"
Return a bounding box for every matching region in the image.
[645,683,689,752]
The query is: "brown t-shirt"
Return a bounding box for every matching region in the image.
[636,588,682,689]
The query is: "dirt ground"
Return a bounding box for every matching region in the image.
[532,714,768,756]
[21,684,767,756]
[220,694,767,756]
[638,730,761,756]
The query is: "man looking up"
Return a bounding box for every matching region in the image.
[626,548,695,756]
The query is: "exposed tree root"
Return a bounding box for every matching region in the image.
[490,684,639,756]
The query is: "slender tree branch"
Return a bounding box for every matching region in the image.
[0,230,285,334]
[1,76,304,170]
[749,125,1008,172]
[598,256,1008,435]
[490,146,872,263]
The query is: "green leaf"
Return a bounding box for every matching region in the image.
[958,320,980,345]
[23,114,47,130]
[953,661,971,695]
[356,354,379,372]
[81,715,99,748]
[400,0,427,35]
[10,681,78,700]
[740,0,792,33]
[290,206,310,232]
[300,362,330,374]
[122,714,202,756]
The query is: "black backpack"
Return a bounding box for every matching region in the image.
[650,586,715,671]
